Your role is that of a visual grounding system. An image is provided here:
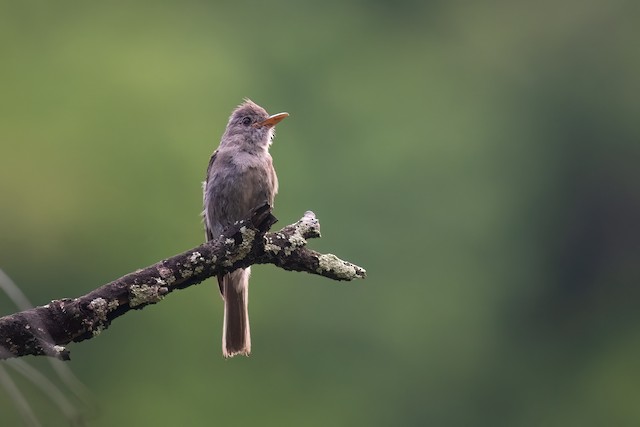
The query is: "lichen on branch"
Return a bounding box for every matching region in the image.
[0,206,365,360]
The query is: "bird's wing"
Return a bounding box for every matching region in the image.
[203,149,218,242]
[204,150,226,296]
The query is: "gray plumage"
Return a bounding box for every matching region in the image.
[203,99,287,357]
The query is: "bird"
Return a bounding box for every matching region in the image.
[203,99,288,357]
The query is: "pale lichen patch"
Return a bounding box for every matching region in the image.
[285,233,307,256]
[317,254,359,280]
[179,268,193,278]
[88,298,109,322]
[189,251,203,264]
[130,284,166,307]
[297,211,321,238]
[87,297,111,336]
[264,236,281,255]
[158,266,177,286]
[226,227,256,264]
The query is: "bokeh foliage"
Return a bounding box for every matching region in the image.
[1,0,639,426]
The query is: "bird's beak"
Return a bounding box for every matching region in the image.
[253,112,289,128]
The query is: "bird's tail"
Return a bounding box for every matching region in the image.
[221,268,251,358]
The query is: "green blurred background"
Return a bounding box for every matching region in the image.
[1,1,639,426]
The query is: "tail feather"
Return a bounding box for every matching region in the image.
[221,268,251,358]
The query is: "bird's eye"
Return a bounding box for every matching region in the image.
[242,117,252,126]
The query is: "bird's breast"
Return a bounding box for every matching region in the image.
[205,151,277,228]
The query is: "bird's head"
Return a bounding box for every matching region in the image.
[221,99,288,151]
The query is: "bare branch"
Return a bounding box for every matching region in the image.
[0,206,365,360]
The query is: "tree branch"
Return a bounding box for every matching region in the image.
[0,205,365,360]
